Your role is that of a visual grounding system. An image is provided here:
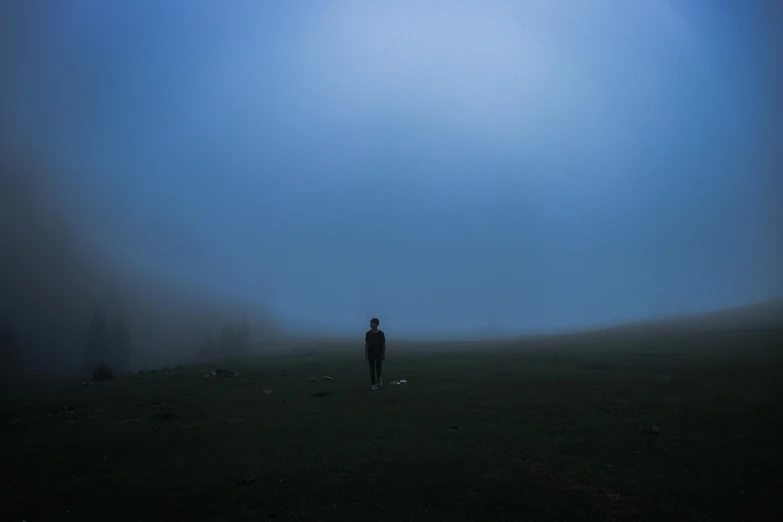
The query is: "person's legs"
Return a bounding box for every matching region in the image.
[368,359,377,386]
[376,359,383,386]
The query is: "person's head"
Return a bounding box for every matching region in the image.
[370,318,380,330]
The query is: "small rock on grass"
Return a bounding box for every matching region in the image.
[210,368,241,377]
[262,389,273,395]
[236,475,255,486]
[322,376,333,380]
[311,390,334,397]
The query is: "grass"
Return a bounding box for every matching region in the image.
[2,328,782,521]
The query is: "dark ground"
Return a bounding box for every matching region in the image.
[2,328,782,521]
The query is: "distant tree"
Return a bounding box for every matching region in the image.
[110,315,131,372]
[200,334,218,358]
[0,323,18,392]
[218,322,234,357]
[236,319,251,353]
[218,319,252,357]
[85,311,109,368]
[92,363,114,381]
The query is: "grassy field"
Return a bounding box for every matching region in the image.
[3,328,782,521]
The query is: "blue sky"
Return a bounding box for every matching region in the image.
[1,0,780,336]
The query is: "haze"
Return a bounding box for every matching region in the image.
[1,1,781,372]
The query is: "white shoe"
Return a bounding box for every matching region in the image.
[370,385,377,391]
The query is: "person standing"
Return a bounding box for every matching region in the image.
[365,318,386,390]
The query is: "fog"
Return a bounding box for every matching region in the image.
[1,1,781,376]
[0,157,284,384]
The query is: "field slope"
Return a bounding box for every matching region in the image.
[3,327,782,521]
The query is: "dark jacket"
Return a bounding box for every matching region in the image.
[365,330,386,360]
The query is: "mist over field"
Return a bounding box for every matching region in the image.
[2,4,783,521]
[1,0,781,377]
